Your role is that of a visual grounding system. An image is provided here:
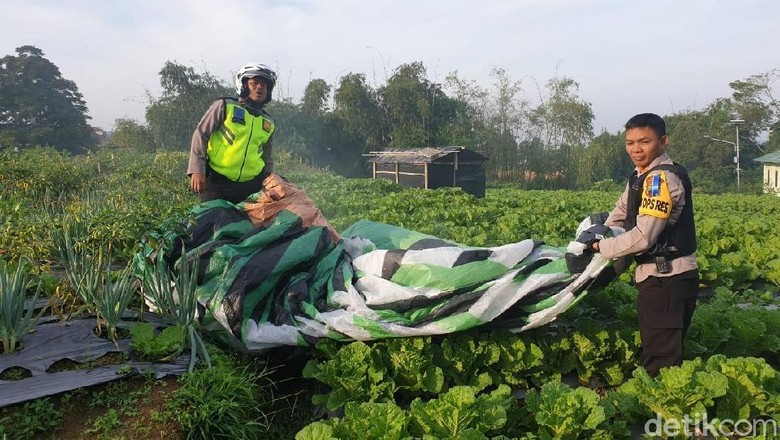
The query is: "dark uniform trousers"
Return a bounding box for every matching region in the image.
[200,168,266,204]
[636,269,698,377]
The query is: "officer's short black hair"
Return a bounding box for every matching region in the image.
[625,113,666,138]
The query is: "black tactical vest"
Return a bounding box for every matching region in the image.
[624,163,696,263]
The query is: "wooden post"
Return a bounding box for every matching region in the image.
[395,163,399,184]
[453,152,458,186]
[372,161,376,179]
[424,163,429,189]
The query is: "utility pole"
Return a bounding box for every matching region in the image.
[704,134,739,191]
[729,119,744,191]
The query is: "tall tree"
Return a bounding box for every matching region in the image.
[768,120,780,153]
[529,75,594,188]
[109,118,155,152]
[728,69,780,155]
[301,78,331,116]
[529,75,594,150]
[320,73,385,176]
[381,62,429,148]
[442,71,490,149]
[729,69,779,133]
[665,103,743,193]
[297,78,332,165]
[445,68,527,181]
[575,130,630,189]
[0,45,96,152]
[265,99,311,162]
[333,73,386,151]
[486,68,525,180]
[380,62,456,149]
[145,61,232,150]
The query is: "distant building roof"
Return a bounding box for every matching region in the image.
[365,146,487,164]
[754,151,780,164]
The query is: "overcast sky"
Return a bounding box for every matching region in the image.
[2,0,779,134]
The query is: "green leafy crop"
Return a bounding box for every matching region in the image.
[130,322,185,361]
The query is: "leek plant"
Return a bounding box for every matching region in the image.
[51,220,101,316]
[96,265,136,344]
[51,219,136,342]
[0,260,40,353]
[142,251,211,372]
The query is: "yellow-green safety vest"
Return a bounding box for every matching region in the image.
[207,101,275,182]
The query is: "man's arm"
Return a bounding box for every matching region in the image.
[188,99,225,176]
[597,171,685,258]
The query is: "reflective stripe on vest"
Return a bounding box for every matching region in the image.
[207,102,275,182]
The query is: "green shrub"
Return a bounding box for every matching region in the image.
[167,357,270,440]
[0,398,64,438]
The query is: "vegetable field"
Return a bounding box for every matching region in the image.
[2,148,780,439]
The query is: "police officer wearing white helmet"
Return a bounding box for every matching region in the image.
[188,63,277,203]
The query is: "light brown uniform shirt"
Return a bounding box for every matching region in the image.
[598,152,697,282]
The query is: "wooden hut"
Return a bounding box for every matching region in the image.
[366,146,488,198]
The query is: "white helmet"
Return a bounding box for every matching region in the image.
[235,63,277,103]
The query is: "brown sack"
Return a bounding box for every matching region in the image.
[243,173,340,242]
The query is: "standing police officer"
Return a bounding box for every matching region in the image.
[188,63,277,203]
[590,113,698,377]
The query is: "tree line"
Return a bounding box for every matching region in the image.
[2,45,779,193]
